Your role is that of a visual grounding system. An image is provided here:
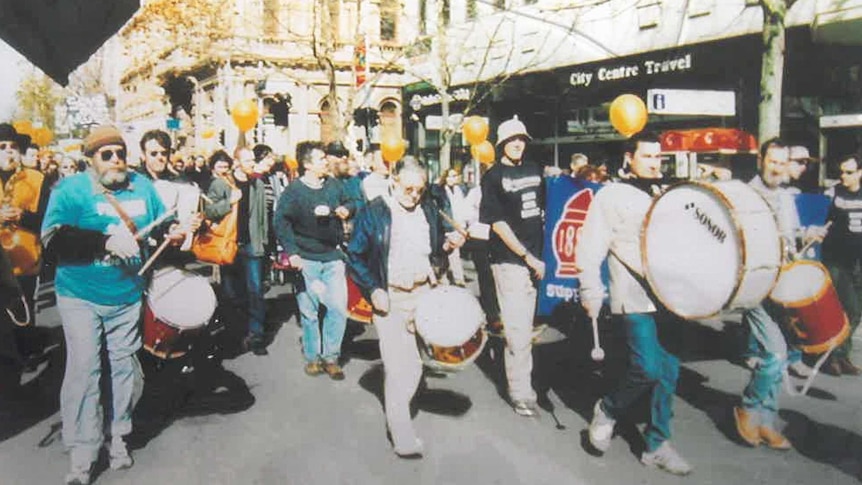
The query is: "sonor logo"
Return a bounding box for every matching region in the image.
[684,202,727,244]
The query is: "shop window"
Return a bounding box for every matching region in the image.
[380,0,399,42]
[688,0,713,18]
[637,1,661,29]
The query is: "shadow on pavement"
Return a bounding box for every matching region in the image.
[358,363,472,421]
[780,408,862,481]
[0,326,64,445]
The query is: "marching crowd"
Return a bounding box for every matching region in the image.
[1,116,861,484]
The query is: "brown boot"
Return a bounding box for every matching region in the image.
[823,357,843,376]
[733,406,760,447]
[758,425,791,450]
[838,356,862,376]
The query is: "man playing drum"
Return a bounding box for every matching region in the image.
[346,156,464,458]
[41,126,189,485]
[734,138,826,450]
[577,131,693,475]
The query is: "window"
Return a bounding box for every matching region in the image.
[380,0,399,42]
[467,0,477,19]
[637,1,661,29]
[263,0,280,38]
[326,0,341,43]
[442,0,451,26]
[495,0,506,10]
[688,0,713,18]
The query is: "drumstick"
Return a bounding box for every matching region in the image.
[590,317,605,362]
[138,238,172,276]
[134,208,178,240]
[437,209,469,237]
[795,221,832,260]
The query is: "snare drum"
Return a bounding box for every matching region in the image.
[642,180,782,319]
[769,260,850,354]
[347,274,373,324]
[143,267,217,359]
[414,285,487,372]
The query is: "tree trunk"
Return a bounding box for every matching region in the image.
[437,0,451,174]
[758,0,789,142]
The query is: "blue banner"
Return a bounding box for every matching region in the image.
[795,192,830,260]
[538,176,604,317]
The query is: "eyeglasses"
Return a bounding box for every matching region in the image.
[149,150,169,157]
[0,142,19,151]
[98,148,127,162]
[841,169,858,175]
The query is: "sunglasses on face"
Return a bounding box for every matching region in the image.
[0,142,19,151]
[98,148,127,162]
[149,150,169,158]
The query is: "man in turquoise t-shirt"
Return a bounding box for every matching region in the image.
[41,125,175,485]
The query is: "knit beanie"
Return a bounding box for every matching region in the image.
[84,125,126,157]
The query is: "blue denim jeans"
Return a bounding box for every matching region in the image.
[297,259,347,363]
[221,243,265,339]
[602,312,679,452]
[57,296,143,468]
[741,305,787,427]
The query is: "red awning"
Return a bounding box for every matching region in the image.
[660,128,758,154]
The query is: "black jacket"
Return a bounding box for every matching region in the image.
[346,196,449,299]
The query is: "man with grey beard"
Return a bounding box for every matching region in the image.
[41,125,186,485]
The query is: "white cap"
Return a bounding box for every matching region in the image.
[789,146,813,162]
[496,115,531,146]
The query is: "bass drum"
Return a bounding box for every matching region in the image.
[641,180,782,319]
[414,285,487,372]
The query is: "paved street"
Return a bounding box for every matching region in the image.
[2,274,862,485]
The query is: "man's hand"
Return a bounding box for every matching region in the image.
[229,189,243,204]
[0,205,22,224]
[288,254,303,270]
[188,213,204,233]
[334,206,350,220]
[524,253,545,280]
[371,288,389,315]
[105,225,139,259]
[443,231,466,251]
[804,225,828,244]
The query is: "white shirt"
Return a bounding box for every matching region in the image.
[386,197,433,290]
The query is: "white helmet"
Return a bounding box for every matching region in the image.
[496,115,531,146]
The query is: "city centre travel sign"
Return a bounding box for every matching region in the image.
[569,52,694,88]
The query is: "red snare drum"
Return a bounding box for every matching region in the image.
[769,260,851,354]
[347,275,373,324]
[143,267,217,359]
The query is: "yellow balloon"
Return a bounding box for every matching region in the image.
[471,140,495,165]
[231,99,259,132]
[462,116,489,146]
[381,136,406,164]
[13,120,33,136]
[609,94,648,138]
[201,128,216,139]
[32,127,53,146]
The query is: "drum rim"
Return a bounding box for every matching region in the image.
[640,180,781,320]
[770,260,832,308]
[417,329,488,372]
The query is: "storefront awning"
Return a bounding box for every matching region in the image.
[812,3,862,46]
[0,0,139,85]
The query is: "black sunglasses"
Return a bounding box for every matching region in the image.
[98,148,127,162]
[0,142,19,151]
[149,150,169,157]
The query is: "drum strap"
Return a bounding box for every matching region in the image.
[102,192,140,239]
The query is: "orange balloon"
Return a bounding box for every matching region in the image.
[13,120,32,136]
[381,136,406,164]
[462,116,489,146]
[231,99,259,132]
[285,157,298,170]
[471,140,495,165]
[609,94,648,138]
[32,127,53,146]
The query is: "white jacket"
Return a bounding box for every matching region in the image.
[576,182,657,314]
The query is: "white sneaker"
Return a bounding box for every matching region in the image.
[512,400,539,417]
[64,465,91,485]
[108,437,134,471]
[788,361,813,378]
[641,441,693,476]
[588,399,615,452]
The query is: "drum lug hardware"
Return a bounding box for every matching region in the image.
[181,365,194,374]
